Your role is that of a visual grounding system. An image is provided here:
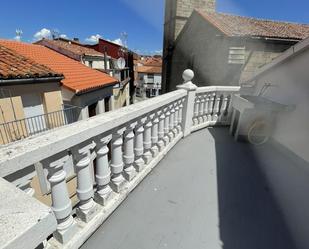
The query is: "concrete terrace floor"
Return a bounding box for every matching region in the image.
[81,127,296,249]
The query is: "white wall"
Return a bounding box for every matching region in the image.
[253,46,309,249]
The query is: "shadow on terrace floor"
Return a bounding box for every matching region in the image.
[81,127,296,249]
[208,128,296,249]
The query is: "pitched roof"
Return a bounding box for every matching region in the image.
[197,10,309,40]
[137,66,162,74]
[0,45,62,81]
[36,38,104,58]
[0,40,118,93]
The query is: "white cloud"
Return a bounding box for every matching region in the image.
[59,34,68,39]
[13,36,21,41]
[112,38,124,46]
[85,34,101,43]
[154,49,163,55]
[33,28,52,40]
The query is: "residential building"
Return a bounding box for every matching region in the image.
[36,38,112,70]
[162,0,309,92]
[0,40,118,120]
[36,38,130,109]
[162,0,216,92]
[87,38,135,106]
[0,44,77,144]
[135,57,162,98]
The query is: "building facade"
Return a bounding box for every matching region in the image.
[165,10,309,92]
[162,0,216,93]
[36,38,130,109]
[135,57,162,99]
[0,40,119,120]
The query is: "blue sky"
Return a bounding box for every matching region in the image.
[0,0,309,54]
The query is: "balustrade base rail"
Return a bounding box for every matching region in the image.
[0,70,240,249]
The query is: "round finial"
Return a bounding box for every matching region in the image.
[182,69,194,82]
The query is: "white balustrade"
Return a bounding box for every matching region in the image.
[157,110,165,152]
[45,153,77,243]
[0,69,240,248]
[143,115,153,164]
[110,128,126,192]
[94,134,113,205]
[123,122,137,181]
[163,107,171,145]
[72,141,97,223]
[134,117,146,172]
[168,104,175,140]
[151,114,159,157]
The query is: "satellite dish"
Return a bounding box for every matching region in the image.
[117,57,126,69]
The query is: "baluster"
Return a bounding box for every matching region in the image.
[157,110,165,152]
[193,97,200,125]
[203,94,209,122]
[199,95,205,124]
[45,153,77,243]
[219,94,229,123]
[151,113,159,157]
[173,102,179,135]
[123,122,137,181]
[208,93,215,121]
[177,99,183,132]
[169,104,175,140]
[134,117,146,172]
[163,107,170,145]
[18,173,35,197]
[213,93,222,122]
[72,141,97,222]
[110,128,126,192]
[94,134,113,205]
[143,116,153,164]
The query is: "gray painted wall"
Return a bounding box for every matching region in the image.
[252,46,309,249]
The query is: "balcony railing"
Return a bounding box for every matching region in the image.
[0,70,240,249]
[0,105,81,145]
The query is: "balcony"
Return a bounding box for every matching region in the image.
[0,70,306,249]
[0,105,81,145]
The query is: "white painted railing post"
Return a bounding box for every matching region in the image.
[110,128,126,192]
[219,94,228,123]
[151,113,159,157]
[213,94,221,122]
[177,99,184,132]
[157,110,165,152]
[134,117,146,172]
[143,115,153,164]
[163,107,171,145]
[94,135,113,205]
[208,93,215,121]
[72,141,97,223]
[173,102,179,135]
[45,152,77,244]
[123,122,137,181]
[168,104,175,140]
[203,94,209,122]
[176,69,197,137]
[199,95,205,124]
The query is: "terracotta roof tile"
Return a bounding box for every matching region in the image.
[0,40,118,93]
[36,38,104,58]
[0,45,62,80]
[137,66,162,74]
[197,11,309,40]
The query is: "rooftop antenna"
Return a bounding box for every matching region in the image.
[15,29,23,41]
[120,31,128,48]
[51,29,60,40]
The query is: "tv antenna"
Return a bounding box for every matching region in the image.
[15,29,23,41]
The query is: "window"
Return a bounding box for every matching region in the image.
[228,47,246,64]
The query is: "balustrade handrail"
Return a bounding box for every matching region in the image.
[0,69,241,249]
[196,85,241,93]
[0,89,187,177]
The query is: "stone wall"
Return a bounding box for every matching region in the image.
[168,11,295,91]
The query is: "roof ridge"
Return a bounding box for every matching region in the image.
[197,10,309,26]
